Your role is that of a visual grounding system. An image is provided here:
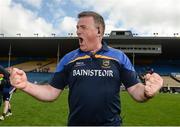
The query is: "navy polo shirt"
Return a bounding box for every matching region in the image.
[50,42,140,126]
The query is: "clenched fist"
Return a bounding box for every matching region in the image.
[144,73,163,98]
[9,68,28,90]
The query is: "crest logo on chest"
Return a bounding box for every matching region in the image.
[102,60,111,68]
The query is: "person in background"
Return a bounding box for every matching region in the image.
[0,66,16,121]
[0,74,4,108]
[9,11,163,126]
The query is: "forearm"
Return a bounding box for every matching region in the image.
[9,68,62,101]
[127,83,150,102]
[22,82,61,102]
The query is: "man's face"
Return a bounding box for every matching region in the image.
[76,16,99,52]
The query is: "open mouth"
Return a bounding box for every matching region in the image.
[79,37,83,44]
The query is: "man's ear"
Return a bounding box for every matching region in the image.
[97,27,101,36]
[98,28,100,34]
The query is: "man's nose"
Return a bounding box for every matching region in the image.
[76,29,81,36]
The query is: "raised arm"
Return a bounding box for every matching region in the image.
[127,73,163,102]
[9,68,62,101]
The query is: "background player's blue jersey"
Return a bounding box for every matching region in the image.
[50,42,140,126]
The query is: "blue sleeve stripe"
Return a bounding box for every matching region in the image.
[104,47,135,72]
[56,49,80,72]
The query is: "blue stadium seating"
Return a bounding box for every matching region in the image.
[135,59,180,75]
[26,72,53,84]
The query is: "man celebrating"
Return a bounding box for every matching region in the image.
[9,11,163,126]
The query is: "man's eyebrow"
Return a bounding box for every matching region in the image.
[76,25,87,28]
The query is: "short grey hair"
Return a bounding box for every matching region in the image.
[78,11,105,35]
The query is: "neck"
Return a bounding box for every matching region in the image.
[91,42,102,53]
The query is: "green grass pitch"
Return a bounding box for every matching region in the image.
[0,89,180,126]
